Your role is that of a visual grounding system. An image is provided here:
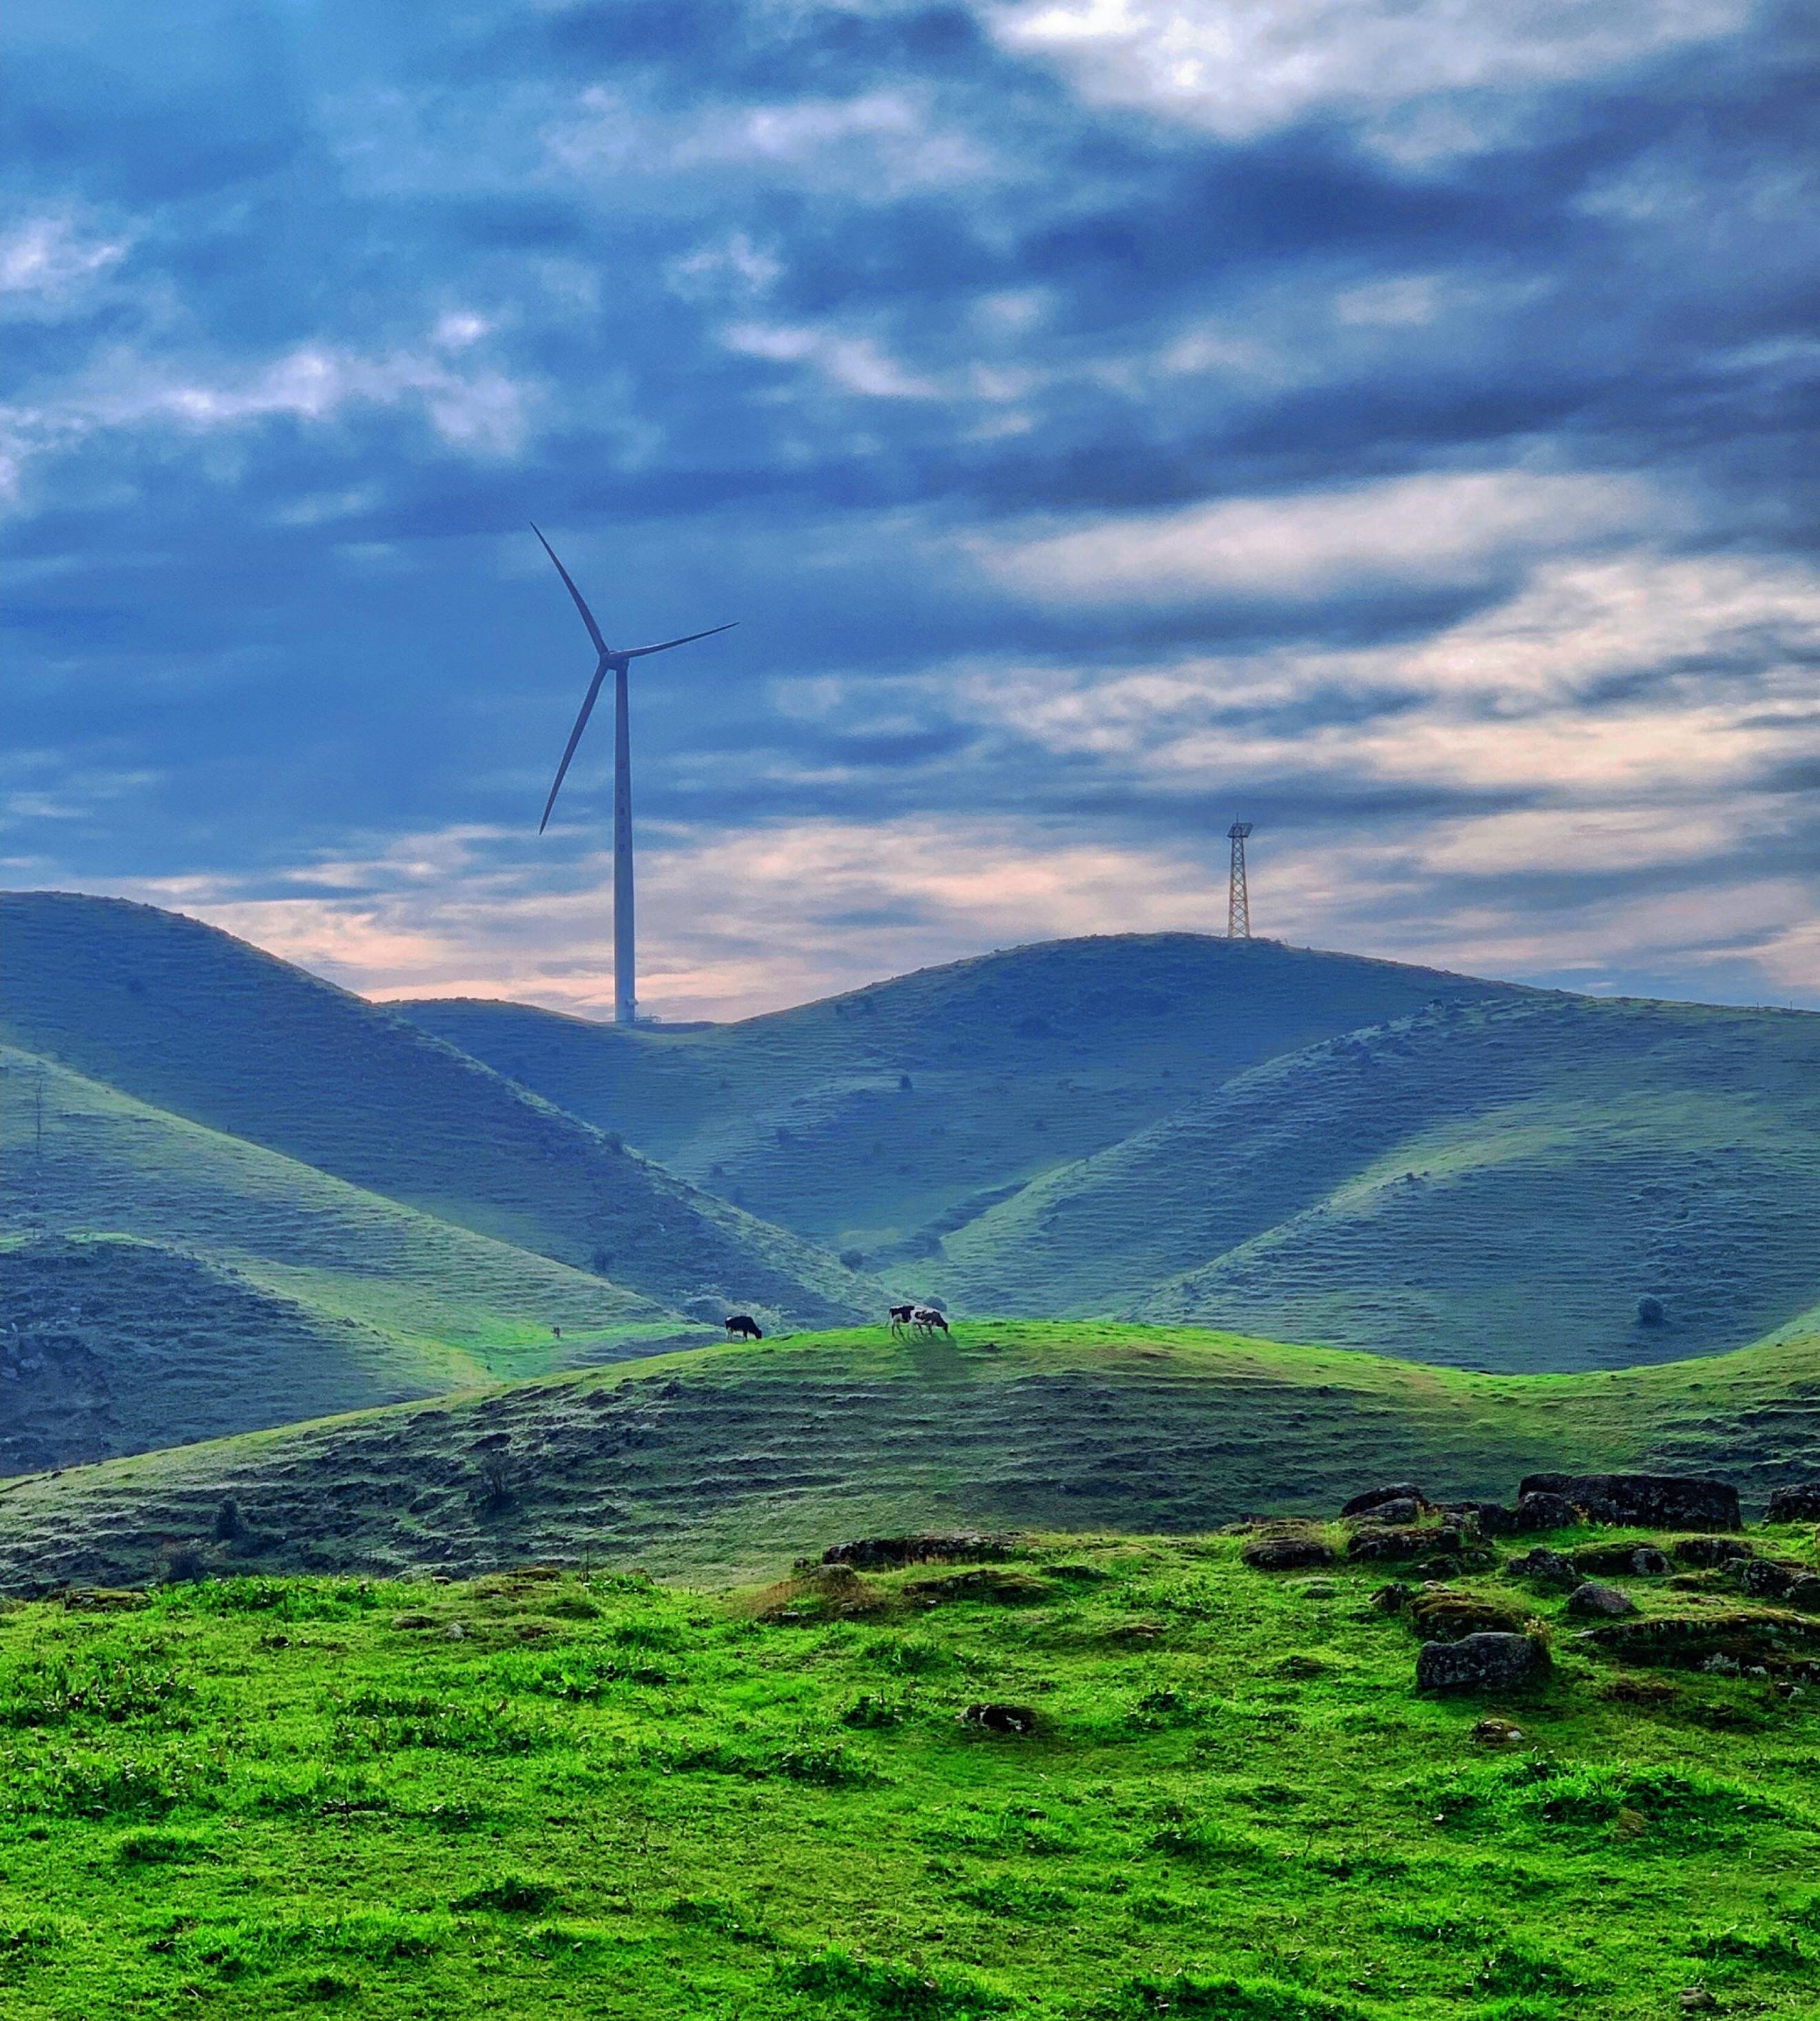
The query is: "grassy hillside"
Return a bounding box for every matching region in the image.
[0,1235,489,1477]
[3,1531,1820,2019]
[0,1043,710,1468]
[940,992,1820,1372]
[397,934,1509,1262]
[3,1319,1819,1591]
[0,893,869,1328]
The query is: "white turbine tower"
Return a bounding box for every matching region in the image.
[532,525,735,1025]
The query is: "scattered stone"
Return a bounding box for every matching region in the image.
[1679,1991,1719,2015]
[1341,1483,1430,1519]
[1416,1632,1548,1695]
[1518,1472,1741,1532]
[1470,1504,1518,1538]
[1346,1524,1465,1563]
[823,1533,1009,1570]
[444,1622,466,1639]
[1509,1547,1579,1590]
[1673,1536,1752,1568]
[1365,1497,1422,1526]
[390,1612,435,1630]
[1471,1716,1525,1745]
[1786,1577,1820,1613]
[1370,1581,1415,1614]
[961,1701,1037,1736]
[1290,1578,1338,1599]
[1407,1591,1530,1642]
[1566,1581,1637,1618]
[1241,1531,1336,1572]
[1510,1492,1578,1535]
[1767,1484,1820,1523]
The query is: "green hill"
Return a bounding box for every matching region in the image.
[4,1317,1818,1590]
[4,1528,1819,2020]
[397,934,1510,1262]
[940,993,1820,1371]
[0,892,869,1328]
[0,1042,709,1468]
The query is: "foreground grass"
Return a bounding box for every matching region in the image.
[3,1528,1820,2018]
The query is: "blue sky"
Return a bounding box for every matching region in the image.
[6,0,1818,1018]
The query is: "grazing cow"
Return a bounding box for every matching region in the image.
[912,1306,950,1337]
[888,1303,916,1337]
[725,1313,763,1340]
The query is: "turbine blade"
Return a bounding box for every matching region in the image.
[531,523,609,657]
[539,659,610,834]
[622,622,738,659]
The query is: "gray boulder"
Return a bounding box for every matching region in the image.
[1416,1632,1549,1694]
[1673,1535,1752,1568]
[1566,1581,1637,1618]
[1511,1492,1578,1534]
[1767,1484,1820,1523]
[1341,1483,1429,1519]
[1509,1547,1579,1590]
[1518,1472,1741,1532]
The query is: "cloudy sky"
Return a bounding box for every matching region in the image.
[7,0,1818,1019]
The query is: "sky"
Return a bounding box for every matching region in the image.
[6,0,1819,1021]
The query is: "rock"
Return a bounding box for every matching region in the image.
[390,1611,435,1630]
[444,1622,466,1639]
[1370,1581,1415,1613]
[1679,1991,1719,2015]
[1786,1577,1820,1613]
[1471,1716,1525,1745]
[960,1701,1037,1736]
[1518,1472,1741,1532]
[1509,1547,1579,1590]
[1407,1591,1531,1642]
[1510,1492,1578,1535]
[1241,1531,1336,1572]
[1470,1503,1519,1538]
[1416,1632,1549,1695]
[1734,1559,1808,1600]
[823,1533,1008,1570]
[1673,1535,1752,1568]
[1341,1483,1429,1519]
[1566,1581,1638,1618]
[1365,1497,1422,1526]
[1346,1524,1465,1563]
[1574,1542,1671,1577]
[906,1566,1053,1605]
[1767,1484,1820,1523]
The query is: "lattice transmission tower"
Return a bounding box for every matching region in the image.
[1226,821,1254,940]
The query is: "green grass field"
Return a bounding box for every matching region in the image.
[4,1320,1819,1592]
[3,1521,1819,2019]
[0,894,869,1329]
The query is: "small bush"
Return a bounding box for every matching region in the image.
[1637,1295,1666,1326]
[211,1497,245,1543]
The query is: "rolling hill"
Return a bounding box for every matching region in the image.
[0,1039,709,1470]
[3,1316,1817,1591]
[939,992,1820,1371]
[397,934,1513,1262]
[0,892,871,1328]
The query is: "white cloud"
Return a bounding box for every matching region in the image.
[984,0,1757,155]
[0,213,131,320]
[971,469,1665,606]
[721,321,942,399]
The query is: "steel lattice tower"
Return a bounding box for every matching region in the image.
[1226,821,1254,940]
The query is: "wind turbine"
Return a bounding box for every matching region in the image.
[532,524,735,1025]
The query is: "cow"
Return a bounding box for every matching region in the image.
[725,1313,763,1340]
[888,1303,916,1337]
[912,1306,949,1337]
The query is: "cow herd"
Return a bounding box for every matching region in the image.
[721,1305,950,1342]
